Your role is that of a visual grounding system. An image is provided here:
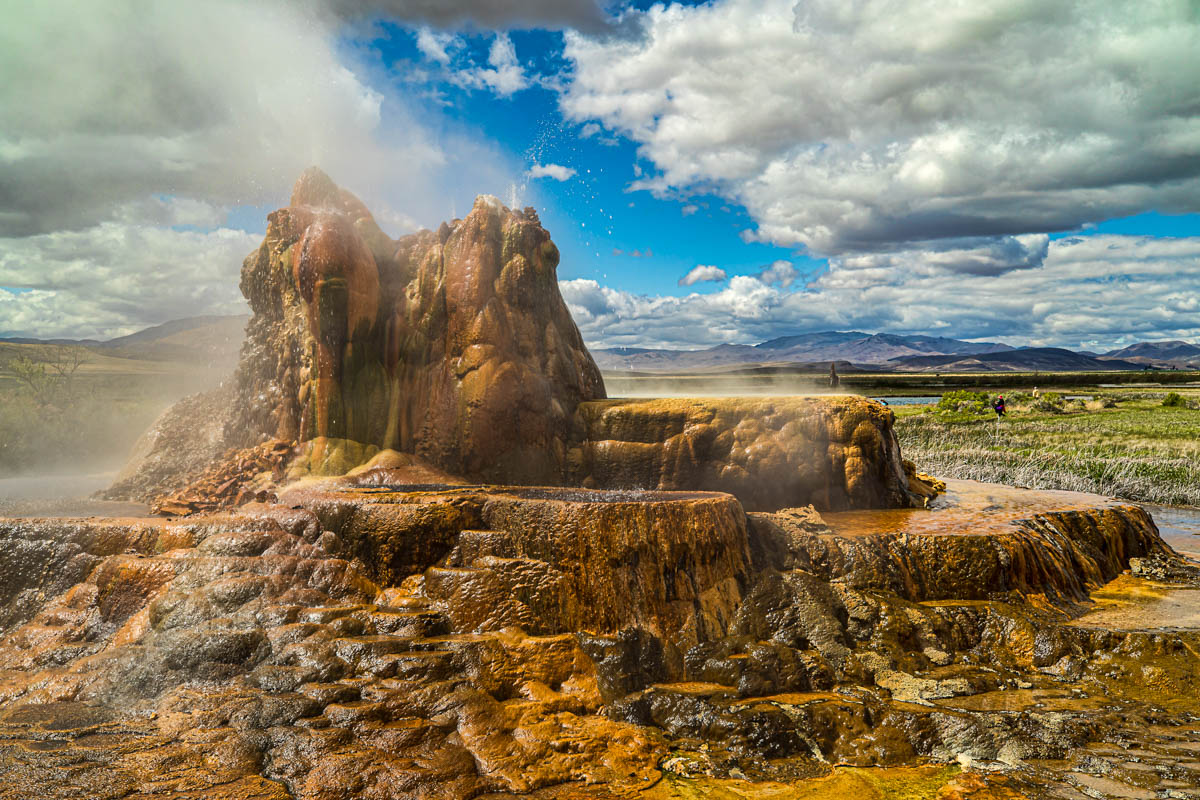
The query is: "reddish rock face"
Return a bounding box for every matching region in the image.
[282,481,752,650]
[225,168,605,485]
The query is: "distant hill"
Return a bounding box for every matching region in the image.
[1,315,247,369]
[888,347,1145,373]
[593,331,1012,372]
[1102,340,1200,369]
[97,315,247,366]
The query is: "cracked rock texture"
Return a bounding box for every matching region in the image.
[3,480,1198,799]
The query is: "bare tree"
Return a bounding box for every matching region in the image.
[44,344,88,394]
[2,345,90,408]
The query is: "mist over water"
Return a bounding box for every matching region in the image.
[0,472,149,518]
[601,371,852,399]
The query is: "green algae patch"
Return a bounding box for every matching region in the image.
[647,764,961,799]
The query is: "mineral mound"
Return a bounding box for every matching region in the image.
[4,480,1199,799]
[109,169,924,513]
[114,168,603,495]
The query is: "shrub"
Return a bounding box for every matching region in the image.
[936,390,990,414]
[1162,392,1187,408]
[1031,393,1065,414]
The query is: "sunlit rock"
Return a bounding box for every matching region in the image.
[224,168,605,486]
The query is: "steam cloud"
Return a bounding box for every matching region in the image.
[0,0,521,338]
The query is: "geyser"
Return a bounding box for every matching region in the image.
[109,168,927,514]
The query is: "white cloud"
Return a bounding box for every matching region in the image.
[457,33,529,97]
[0,0,464,237]
[678,265,728,287]
[0,0,528,340]
[563,235,1200,351]
[755,260,798,287]
[681,204,699,216]
[415,27,454,64]
[561,0,1200,259]
[528,163,577,181]
[0,224,259,340]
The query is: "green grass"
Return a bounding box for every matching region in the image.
[895,397,1200,506]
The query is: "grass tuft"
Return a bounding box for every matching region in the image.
[896,398,1200,506]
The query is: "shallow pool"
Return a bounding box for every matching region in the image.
[1143,503,1200,562]
[871,396,941,405]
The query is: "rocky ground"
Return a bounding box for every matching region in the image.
[1,478,1198,799]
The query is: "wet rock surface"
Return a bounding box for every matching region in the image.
[2,479,1200,798]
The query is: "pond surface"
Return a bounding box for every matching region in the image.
[871,396,940,405]
[1143,503,1200,562]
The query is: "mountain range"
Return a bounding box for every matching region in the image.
[594,331,1200,373]
[5,319,1199,374]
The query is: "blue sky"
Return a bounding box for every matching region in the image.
[1,0,1198,349]
[336,21,816,297]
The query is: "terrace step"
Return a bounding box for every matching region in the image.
[447,529,516,566]
[361,608,448,638]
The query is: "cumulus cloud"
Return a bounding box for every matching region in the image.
[563,235,1200,350]
[453,33,530,96]
[755,260,799,287]
[0,224,260,340]
[415,27,454,64]
[528,163,577,181]
[678,265,728,287]
[561,0,1200,258]
[830,235,1050,279]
